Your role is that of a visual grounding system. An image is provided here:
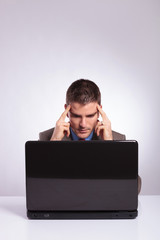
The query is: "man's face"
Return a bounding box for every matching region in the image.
[66,102,100,139]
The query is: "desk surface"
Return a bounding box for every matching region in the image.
[0,196,160,240]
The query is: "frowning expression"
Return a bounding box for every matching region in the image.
[66,102,100,138]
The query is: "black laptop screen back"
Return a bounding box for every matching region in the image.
[25,141,138,211]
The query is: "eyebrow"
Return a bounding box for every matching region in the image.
[70,111,98,117]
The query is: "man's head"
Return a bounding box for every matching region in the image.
[65,79,102,138]
[66,79,101,105]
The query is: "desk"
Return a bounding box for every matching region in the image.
[0,196,160,240]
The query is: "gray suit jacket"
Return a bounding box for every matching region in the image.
[39,127,141,194]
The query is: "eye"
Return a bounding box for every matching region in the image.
[87,114,95,118]
[86,112,97,118]
[71,113,81,118]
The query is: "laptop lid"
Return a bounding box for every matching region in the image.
[25,140,138,219]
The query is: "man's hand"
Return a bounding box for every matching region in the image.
[50,105,71,141]
[95,104,113,140]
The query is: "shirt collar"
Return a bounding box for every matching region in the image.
[70,127,93,141]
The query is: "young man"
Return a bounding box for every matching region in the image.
[39,79,126,141]
[39,79,141,193]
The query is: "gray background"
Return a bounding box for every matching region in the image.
[0,0,159,195]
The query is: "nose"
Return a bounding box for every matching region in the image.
[79,117,86,128]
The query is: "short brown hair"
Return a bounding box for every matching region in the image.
[66,79,101,105]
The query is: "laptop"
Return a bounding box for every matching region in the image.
[25,140,138,219]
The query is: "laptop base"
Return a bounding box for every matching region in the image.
[27,210,138,219]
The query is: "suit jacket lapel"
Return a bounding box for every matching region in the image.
[62,134,72,141]
[92,131,102,140]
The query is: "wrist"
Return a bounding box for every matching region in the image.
[104,132,113,140]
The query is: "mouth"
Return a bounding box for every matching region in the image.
[78,129,89,134]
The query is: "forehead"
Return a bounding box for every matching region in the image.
[70,102,97,114]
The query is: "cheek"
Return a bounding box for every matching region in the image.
[89,117,98,126]
[70,118,79,126]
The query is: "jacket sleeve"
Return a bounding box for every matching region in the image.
[39,128,54,141]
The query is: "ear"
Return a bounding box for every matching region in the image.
[97,104,102,118]
[64,104,69,118]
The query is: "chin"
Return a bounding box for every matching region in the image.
[77,132,90,139]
